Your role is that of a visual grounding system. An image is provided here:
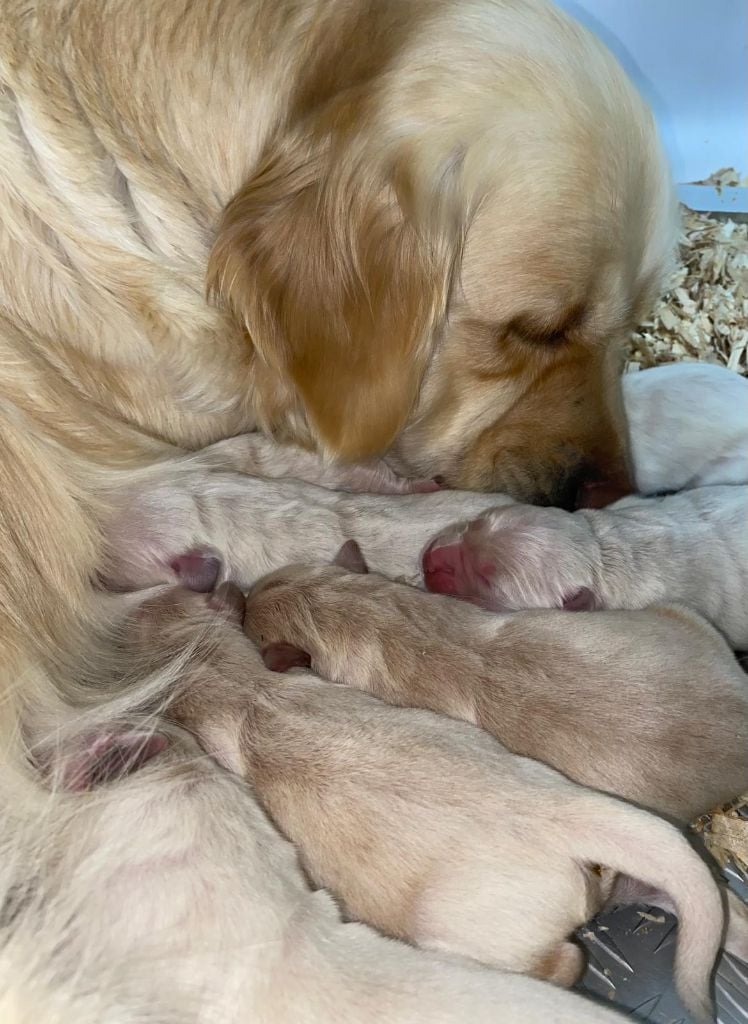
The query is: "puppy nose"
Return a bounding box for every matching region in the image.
[422,542,463,594]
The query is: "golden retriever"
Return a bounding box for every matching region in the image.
[208,1,676,502]
[0,0,676,1016]
[0,0,675,713]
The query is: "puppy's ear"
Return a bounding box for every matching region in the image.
[208,135,457,460]
[561,587,599,612]
[56,732,169,792]
[333,539,369,574]
[261,642,312,673]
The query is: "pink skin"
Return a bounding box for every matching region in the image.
[170,550,223,592]
[417,477,445,493]
[422,518,596,612]
[54,732,169,792]
[421,524,497,602]
[574,479,631,510]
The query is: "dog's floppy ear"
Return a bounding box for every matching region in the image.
[208,133,457,460]
[261,642,312,674]
[333,539,369,574]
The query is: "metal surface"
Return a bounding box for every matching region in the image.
[579,866,748,1023]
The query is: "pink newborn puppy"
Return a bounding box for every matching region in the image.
[423,484,748,648]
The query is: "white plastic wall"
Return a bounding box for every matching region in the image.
[556,0,748,212]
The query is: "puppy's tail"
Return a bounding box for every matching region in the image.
[558,790,721,1024]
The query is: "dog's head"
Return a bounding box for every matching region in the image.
[208,4,675,506]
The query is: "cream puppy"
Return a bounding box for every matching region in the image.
[245,543,748,824]
[623,363,748,495]
[422,485,748,648]
[112,583,721,1022]
[8,723,633,1024]
[424,364,748,645]
[99,435,505,592]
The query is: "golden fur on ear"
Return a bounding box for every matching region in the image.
[208,133,457,460]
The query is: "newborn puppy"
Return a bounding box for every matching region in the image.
[623,363,748,495]
[246,543,748,824]
[423,484,748,648]
[423,364,748,640]
[124,585,720,1021]
[99,363,745,594]
[27,724,634,1024]
[100,435,504,592]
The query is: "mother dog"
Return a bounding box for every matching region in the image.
[0,0,674,683]
[0,0,673,1011]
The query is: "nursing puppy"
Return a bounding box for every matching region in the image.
[424,363,748,645]
[118,584,720,1021]
[423,485,748,648]
[99,435,505,592]
[10,732,639,1024]
[245,543,748,824]
[98,362,742,595]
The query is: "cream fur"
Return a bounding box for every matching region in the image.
[2,721,636,1024]
[424,363,748,644]
[122,587,721,1021]
[0,1,678,1018]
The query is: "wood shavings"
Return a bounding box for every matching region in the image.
[635,182,748,877]
[692,795,748,875]
[625,204,748,377]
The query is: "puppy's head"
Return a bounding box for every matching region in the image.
[208,8,674,506]
[423,505,600,612]
[245,543,369,671]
